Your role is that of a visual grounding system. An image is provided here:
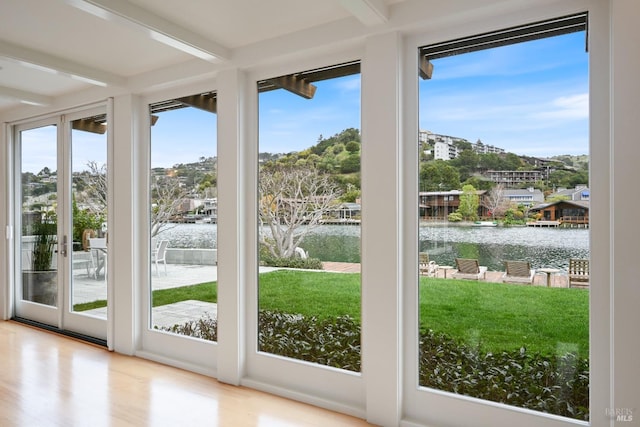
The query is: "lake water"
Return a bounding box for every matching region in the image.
[157,223,589,271]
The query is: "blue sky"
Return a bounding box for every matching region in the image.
[258,30,588,157]
[151,107,217,168]
[22,29,588,173]
[420,31,588,156]
[259,75,361,154]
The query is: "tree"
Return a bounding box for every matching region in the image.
[259,164,341,258]
[457,184,479,221]
[340,154,360,173]
[345,141,360,153]
[150,175,189,237]
[419,161,460,191]
[450,149,479,181]
[482,183,509,219]
[78,161,107,211]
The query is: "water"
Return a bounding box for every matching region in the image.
[418,225,588,271]
[156,224,219,249]
[156,223,589,271]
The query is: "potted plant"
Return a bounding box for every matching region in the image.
[23,213,58,305]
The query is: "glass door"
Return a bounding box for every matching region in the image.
[14,107,109,341]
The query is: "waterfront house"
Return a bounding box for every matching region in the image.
[503,188,545,207]
[419,190,489,219]
[551,185,590,202]
[530,200,590,226]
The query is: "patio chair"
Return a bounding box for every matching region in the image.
[72,250,96,279]
[452,258,487,280]
[419,252,438,277]
[502,260,535,284]
[152,240,169,275]
[568,258,589,288]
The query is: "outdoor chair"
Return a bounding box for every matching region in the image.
[452,258,487,280]
[152,240,169,275]
[88,238,108,280]
[419,252,438,277]
[568,258,589,287]
[502,260,535,284]
[72,251,96,279]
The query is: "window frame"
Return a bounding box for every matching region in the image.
[243,52,367,419]
[402,1,607,425]
[137,81,220,373]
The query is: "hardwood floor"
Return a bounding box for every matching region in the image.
[0,321,373,427]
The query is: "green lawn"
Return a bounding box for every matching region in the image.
[74,269,589,357]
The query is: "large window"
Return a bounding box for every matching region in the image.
[417,14,590,420]
[148,92,219,341]
[257,62,362,370]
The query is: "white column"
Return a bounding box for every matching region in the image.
[0,122,11,320]
[216,68,254,385]
[361,31,402,426]
[587,0,612,423]
[110,94,141,354]
[611,0,640,419]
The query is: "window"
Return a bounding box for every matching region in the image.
[257,62,362,370]
[417,14,590,420]
[148,92,219,341]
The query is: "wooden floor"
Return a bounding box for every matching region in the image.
[0,321,374,427]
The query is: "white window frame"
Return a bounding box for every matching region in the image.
[136,81,220,375]
[401,1,608,426]
[242,51,367,419]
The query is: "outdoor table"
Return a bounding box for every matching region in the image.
[538,268,560,287]
[439,266,454,279]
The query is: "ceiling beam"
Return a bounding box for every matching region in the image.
[0,40,125,87]
[72,118,107,134]
[266,75,317,99]
[337,0,389,26]
[0,85,53,106]
[176,94,217,113]
[64,0,230,62]
[419,57,433,80]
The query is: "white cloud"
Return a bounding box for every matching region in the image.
[532,93,588,120]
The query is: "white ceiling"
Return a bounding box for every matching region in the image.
[0,0,409,111]
[0,0,542,113]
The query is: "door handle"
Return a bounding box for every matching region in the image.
[60,235,68,257]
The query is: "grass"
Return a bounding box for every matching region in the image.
[72,282,218,312]
[258,270,361,320]
[74,269,589,357]
[420,278,589,357]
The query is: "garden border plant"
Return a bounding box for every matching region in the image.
[163,310,588,421]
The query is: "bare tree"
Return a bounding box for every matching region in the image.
[151,175,189,237]
[79,162,190,237]
[78,160,107,212]
[482,183,510,219]
[259,165,341,258]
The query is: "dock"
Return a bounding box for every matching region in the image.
[526,220,560,227]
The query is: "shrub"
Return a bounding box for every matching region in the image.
[419,329,589,421]
[163,310,360,372]
[258,310,361,372]
[161,313,218,341]
[260,254,324,270]
[163,312,589,420]
[448,212,463,222]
